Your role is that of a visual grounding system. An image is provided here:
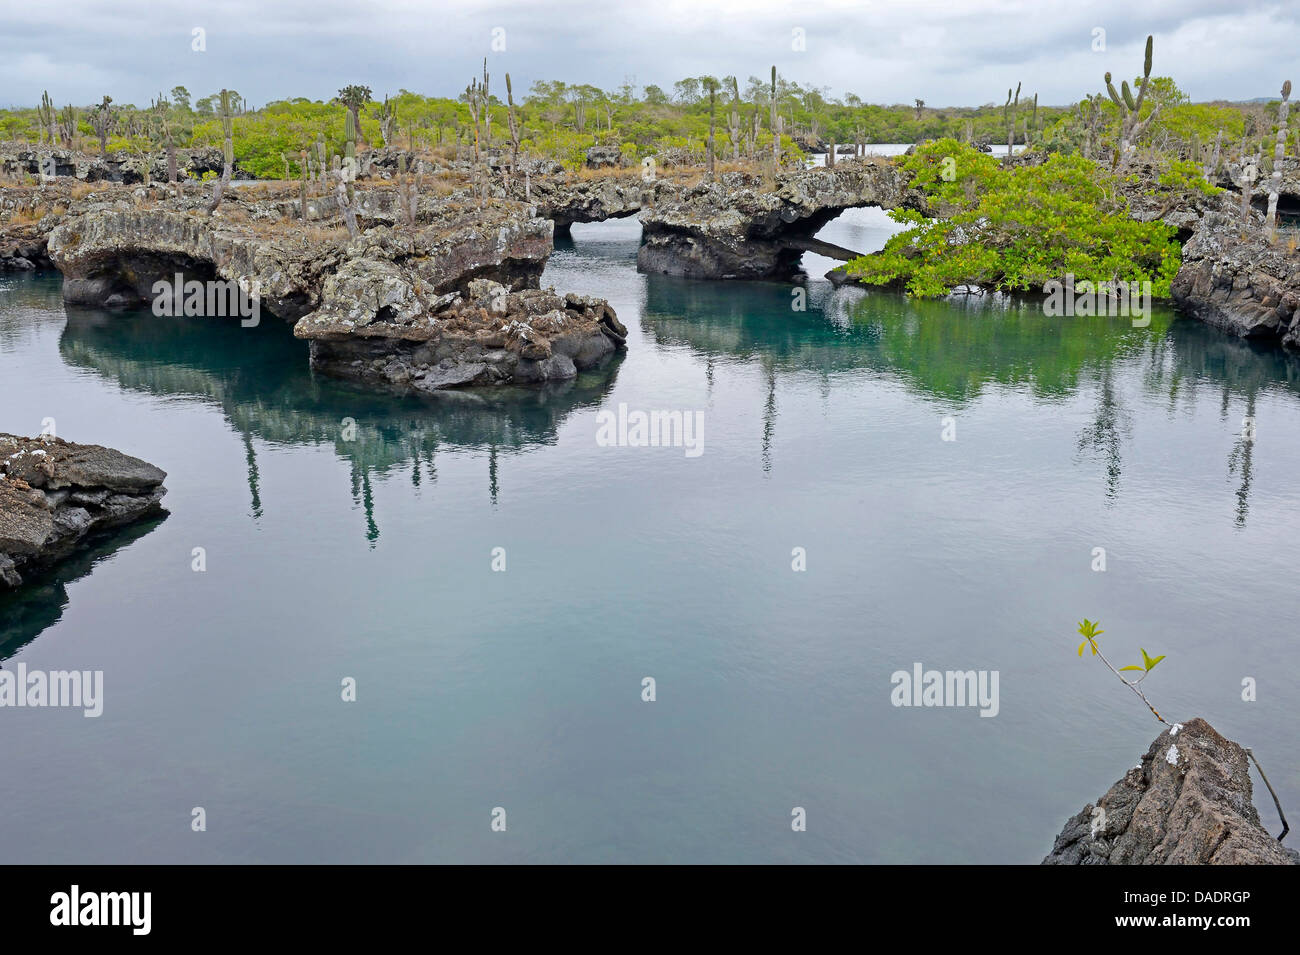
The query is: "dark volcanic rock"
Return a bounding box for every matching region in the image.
[1171,209,1300,346]
[0,434,167,589]
[1043,718,1296,865]
[300,277,627,391]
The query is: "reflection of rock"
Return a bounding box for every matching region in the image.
[57,306,622,474]
[1043,718,1297,865]
[0,433,167,589]
[0,513,165,660]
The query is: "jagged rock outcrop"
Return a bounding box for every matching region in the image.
[0,143,244,184]
[0,223,50,271]
[299,276,626,391]
[637,161,923,279]
[1043,718,1296,865]
[36,180,625,391]
[0,434,166,589]
[1171,209,1300,347]
[584,145,625,169]
[47,202,335,318]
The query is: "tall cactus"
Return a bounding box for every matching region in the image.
[770,66,779,170]
[1265,80,1292,235]
[506,73,521,190]
[727,77,741,162]
[207,90,233,212]
[378,95,397,146]
[58,105,76,148]
[1105,35,1159,171]
[1004,82,1020,156]
[90,95,113,158]
[299,149,308,220]
[336,108,359,239]
[706,79,717,181]
[396,153,418,227]
[38,91,57,144]
[315,133,327,189]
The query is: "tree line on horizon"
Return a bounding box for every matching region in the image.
[1,67,1291,180]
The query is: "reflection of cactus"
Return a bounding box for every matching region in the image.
[1105,35,1159,170]
[1265,80,1292,235]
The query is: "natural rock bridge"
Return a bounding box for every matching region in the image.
[515,161,925,279]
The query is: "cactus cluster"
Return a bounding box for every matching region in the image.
[37,91,56,145]
[1104,35,1159,170]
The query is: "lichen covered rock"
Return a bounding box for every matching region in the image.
[300,278,626,392]
[0,434,166,589]
[1043,718,1296,865]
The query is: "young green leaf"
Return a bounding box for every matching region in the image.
[1140,648,1166,671]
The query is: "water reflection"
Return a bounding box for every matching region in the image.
[638,273,1300,520]
[57,307,622,540]
[0,514,168,660]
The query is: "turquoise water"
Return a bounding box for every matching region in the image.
[1,212,1298,863]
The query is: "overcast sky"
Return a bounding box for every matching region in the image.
[0,0,1293,109]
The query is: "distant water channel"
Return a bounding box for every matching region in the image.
[0,200,1296,863]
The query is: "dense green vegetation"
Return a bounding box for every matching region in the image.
[844,139,1189,297]
[1,66,1289,183]
[0,74,1071,178]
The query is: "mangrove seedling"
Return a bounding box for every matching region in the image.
[1076,618,1167,724]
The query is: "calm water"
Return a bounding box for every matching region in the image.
[1,211,1298,864]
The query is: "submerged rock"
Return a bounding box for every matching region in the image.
[0,434,167,589]
[1042,718,1297,865]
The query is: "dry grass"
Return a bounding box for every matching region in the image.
[67,181,100,199]
[5,208,44,225]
